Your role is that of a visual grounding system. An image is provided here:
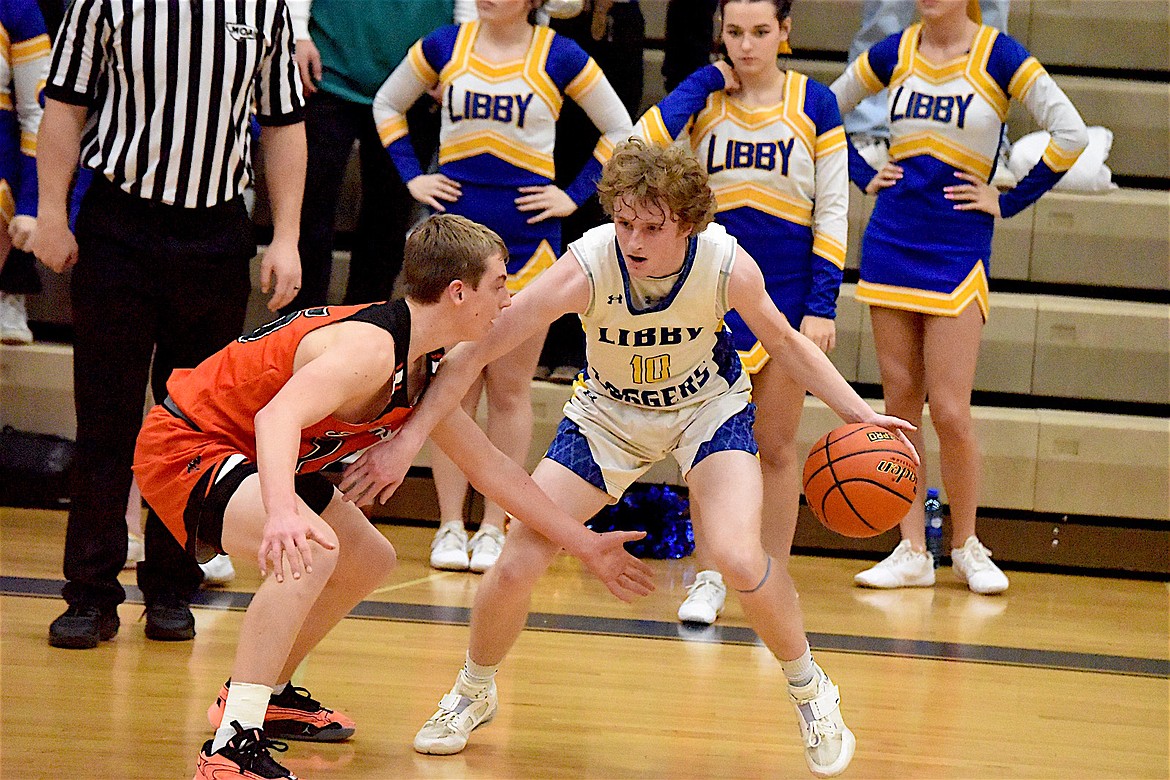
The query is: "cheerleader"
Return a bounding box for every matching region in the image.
[373,0,632,572]
[833,0,1086,594]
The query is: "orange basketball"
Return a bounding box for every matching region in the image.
[802,423,918,538]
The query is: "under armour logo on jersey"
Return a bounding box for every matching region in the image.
[226,23,258,41]
[186,455,202,474]
[607,294,623,305]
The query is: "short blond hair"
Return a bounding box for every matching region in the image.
[401,214,508,304]
[597,138,717,233]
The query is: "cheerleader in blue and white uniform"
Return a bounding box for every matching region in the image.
[373,0,632,571]
[0,0,49,343]
[832,0,1087,594]
[637,0,848,626]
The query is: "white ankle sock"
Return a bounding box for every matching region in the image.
[463,652,498,687]
[212,681,272,753]
[272,681,288,696]
[781,644,816,689]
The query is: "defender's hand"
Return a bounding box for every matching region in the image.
[578,531,656,602]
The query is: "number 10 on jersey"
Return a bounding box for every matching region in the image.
[630,354,671,384]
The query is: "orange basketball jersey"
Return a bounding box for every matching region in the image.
[134,299,442,548]
[164,298,443,474]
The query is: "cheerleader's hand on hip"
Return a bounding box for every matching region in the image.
[517,185,576,224]
[945,171,1002,217]
[408,174,462,212]
[865,161,903,195]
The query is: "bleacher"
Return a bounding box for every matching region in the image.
[3,0,1167,575]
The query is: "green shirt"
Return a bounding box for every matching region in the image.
[309,0,454,105]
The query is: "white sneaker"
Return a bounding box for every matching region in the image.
[199,554,236,586]
[468,525,505,573]
[677,570,726,625]
[430,521,470,571]
[853,539,935,589]
[788,664,856,777]
[0,292,32,345]
[124,533,144,569]
[413,670,498,755]
[951,535,1009,594]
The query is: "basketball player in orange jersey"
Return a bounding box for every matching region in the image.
[342,140,917,777]
[132,214,654,780]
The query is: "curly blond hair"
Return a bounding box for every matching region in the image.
[597,139,717,233]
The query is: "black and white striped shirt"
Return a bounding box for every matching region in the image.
[46,0,304,208]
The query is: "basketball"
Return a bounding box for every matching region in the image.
[802,423,918,538]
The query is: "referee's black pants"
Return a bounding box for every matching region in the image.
[62,176,254,610]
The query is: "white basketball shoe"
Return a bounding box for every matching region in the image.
[413,670,498,755]
[788,664,856,777]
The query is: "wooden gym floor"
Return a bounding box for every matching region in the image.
[1,506,1167,779]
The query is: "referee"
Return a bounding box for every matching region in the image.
[32,0,306,649]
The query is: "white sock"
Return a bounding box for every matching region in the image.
[211,681,272,753]
[781,644,817,689]
[272,681,288,696]
[462,652,498,688]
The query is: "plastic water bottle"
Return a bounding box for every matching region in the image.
[924,488,943,568]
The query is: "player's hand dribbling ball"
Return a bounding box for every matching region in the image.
[802,423,918,537]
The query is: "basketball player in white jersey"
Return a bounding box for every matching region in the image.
[340,139,917,777]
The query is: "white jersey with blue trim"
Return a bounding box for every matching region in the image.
[569,222,751,410]
[832,24,1087,318]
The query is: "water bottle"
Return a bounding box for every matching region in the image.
[924,488,943,568]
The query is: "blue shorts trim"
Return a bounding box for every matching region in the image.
[545,417,607,494]
[691,403,758,468]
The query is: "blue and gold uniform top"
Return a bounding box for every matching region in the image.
[833,24,1087,318]
[0,0,48,223]
[570,222,749,410]
[636,65,848,370]
[373,21,631,288]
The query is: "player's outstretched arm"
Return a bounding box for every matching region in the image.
[430,409,655,602]
[341,254,592,505]
[727,247,919,462]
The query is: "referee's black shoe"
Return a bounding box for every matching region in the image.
[49,603,120,649]
[144,592,196,641]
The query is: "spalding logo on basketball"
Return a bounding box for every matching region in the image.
[802,422,918,538]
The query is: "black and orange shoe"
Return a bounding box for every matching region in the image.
[193,722,295,780]
[208,681,356,742]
